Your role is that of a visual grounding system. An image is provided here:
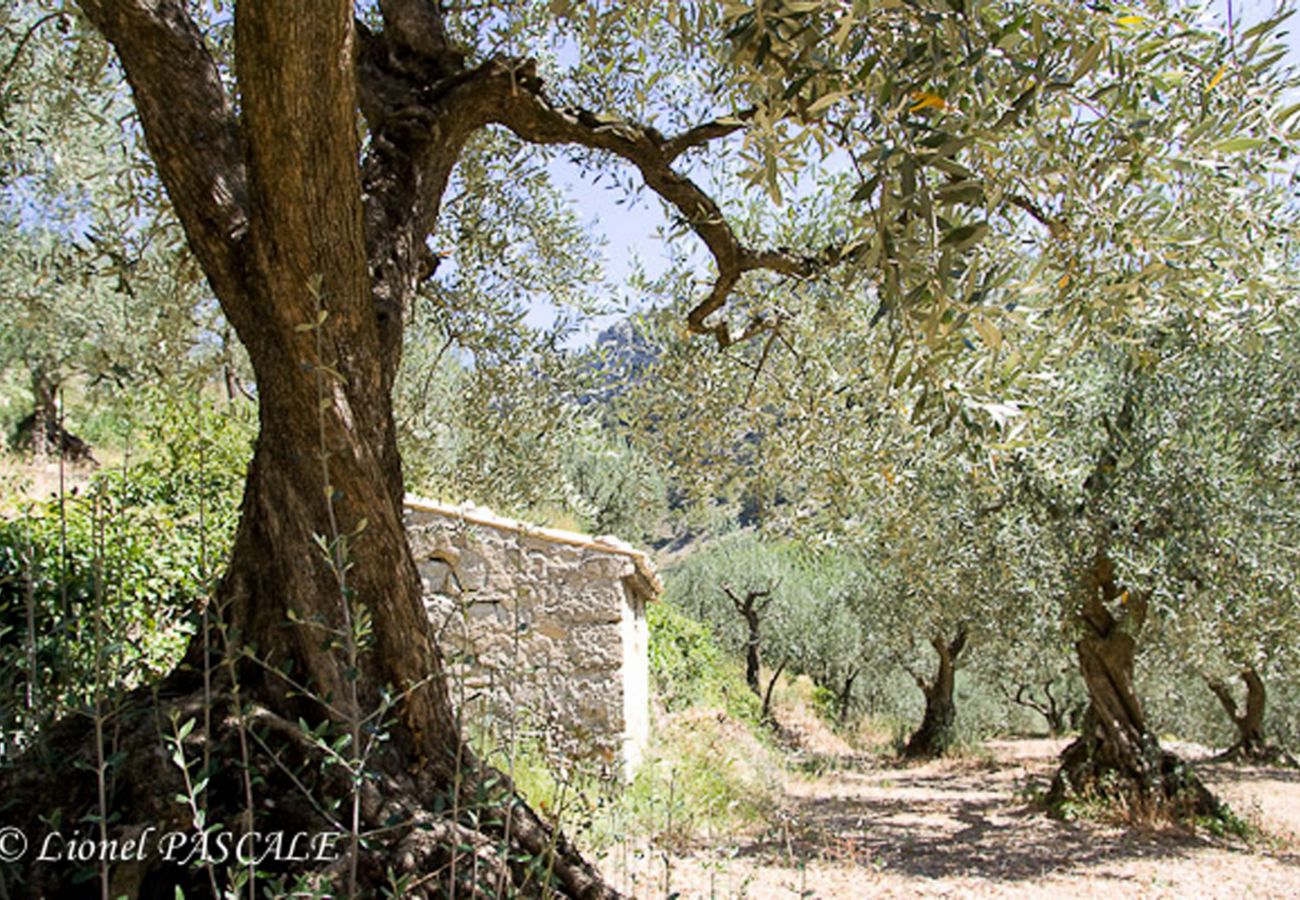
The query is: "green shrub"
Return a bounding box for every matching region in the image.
[647,601,759,723]
[0,390,252,751]
[810,682,838,724]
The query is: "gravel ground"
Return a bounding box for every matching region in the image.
[610,739,1300,899]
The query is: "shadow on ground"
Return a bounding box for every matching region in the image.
[728,754,1272,886]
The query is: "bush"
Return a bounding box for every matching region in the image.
[0,389,252,752]
[647,601,759,723]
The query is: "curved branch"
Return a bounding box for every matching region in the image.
[0,11,64,89]
[484,62,823,347]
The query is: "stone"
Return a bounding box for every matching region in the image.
[404,496,657,779]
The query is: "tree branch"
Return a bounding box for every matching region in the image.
[661,108,754,161]
[902,660,930,693]
[0,11,64,89]
[720,582,746,614]
[484,62,822,347]
[1007,193,1067,239]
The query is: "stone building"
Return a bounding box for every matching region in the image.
[405,497,660,778]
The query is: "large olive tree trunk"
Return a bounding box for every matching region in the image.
[1,0,812,895]
[1049,555,1219,818]
[902,628,967,759]
[0,3,607,897]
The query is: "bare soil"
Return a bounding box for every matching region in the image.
[615,738,1300,898]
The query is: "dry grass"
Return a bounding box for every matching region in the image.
[0,453,100,513]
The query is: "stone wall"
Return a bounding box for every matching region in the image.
[404,498,659,778]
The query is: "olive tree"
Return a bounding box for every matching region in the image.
[5,0,1298,893]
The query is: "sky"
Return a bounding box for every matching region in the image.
[535,0,1300,344]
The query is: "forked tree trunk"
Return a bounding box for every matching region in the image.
[1208,668,1270,762]
[722,583,773,697]
[0,2,617,897]
[902,628,967,759]
[1049,554,1219,818]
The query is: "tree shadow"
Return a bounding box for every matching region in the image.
[725,760,1260,885]
[1200,759,1300,785]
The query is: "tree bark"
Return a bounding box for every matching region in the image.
[1208,668,1269,762]
[3,0,817,893]
[836,669,859,727]
[1049,554,1219,818]
[0,2,618,896]
[902,628,967,759]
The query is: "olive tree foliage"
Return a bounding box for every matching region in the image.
[394,127,609,514]
[1129,328,1300,759]
[0,1,214,454]
[5,0,1299,893]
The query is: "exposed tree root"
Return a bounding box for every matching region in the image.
[0,676,619,899]
[1212,742,1300,768]
[14,412,97,465]
[1049,722,1222,823]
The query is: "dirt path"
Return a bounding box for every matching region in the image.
[618,740,1300,898]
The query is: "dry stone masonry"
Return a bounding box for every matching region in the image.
[405,497,660,779]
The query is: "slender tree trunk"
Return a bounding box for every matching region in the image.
[836,669,859,727]
[743,609,762,696]
[760,658,787,724]
[1050,554,1219,817]
[903,628,967,759]
[1208,668,1270,762]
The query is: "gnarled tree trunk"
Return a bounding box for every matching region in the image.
[1049,554,1219,818]
[1208,668,1271,762]
[0,2,613,897]
[902,627,967,759]
[2,0,817,894]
